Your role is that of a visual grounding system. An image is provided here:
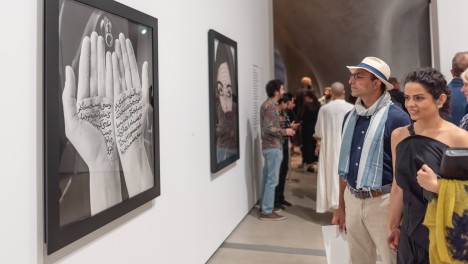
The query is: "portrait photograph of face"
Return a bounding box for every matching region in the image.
[217,61,233,113]
[208,30,239,173]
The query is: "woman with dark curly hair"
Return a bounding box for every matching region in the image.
[387,67,468,263]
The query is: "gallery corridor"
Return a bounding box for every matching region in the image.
[207,152,332,263]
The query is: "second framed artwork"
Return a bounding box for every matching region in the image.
[208,30,240,173]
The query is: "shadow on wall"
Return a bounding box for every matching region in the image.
[244,119,256,206]
[210,161,236,181]
[274,0,431,95]
[44,201,153,263]
[253,133,263,203]
[244,119,264,207]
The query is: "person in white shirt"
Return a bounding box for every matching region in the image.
[314,82,353,214]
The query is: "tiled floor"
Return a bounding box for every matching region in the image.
[207,152,332,264]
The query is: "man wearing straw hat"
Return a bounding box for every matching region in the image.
[333,57,411,264]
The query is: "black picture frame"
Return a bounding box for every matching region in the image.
[44,0,159,254]
[208,30,240,173]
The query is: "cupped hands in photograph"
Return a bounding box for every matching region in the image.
[62,31,122,215]
[112,33,153,197]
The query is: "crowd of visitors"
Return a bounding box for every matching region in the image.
[258,52,468,263]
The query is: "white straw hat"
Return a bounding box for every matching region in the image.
[347,57,394,90]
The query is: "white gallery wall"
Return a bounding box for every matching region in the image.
[432,0,468,80]
[0,0,272,263]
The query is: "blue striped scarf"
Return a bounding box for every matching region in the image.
[338,92,392,189]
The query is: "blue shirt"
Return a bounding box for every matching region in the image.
[448,78,468,125]
[344,105,411,189]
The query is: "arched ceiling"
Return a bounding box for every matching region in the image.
[274,0,431,95]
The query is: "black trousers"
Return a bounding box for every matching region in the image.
[397,228,429,264]
[275,141,289,204]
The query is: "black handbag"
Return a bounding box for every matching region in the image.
[440,147,468,180]
[422,147,468,201]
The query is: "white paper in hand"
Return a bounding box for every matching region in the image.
[322,225,350,264]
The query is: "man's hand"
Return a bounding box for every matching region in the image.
[315,140,321,156]
[285,128,295,137]
[332,207,346,232]
[290,121,300,130]
[335,179,347,232]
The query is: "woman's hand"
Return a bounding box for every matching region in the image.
[387,227,400,251]
[416,164,440,193]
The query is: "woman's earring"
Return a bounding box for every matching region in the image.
[437,103,443,109]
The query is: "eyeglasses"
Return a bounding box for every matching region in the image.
[349,72,377,80]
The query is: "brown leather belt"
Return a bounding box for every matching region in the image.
[347,185,391,199]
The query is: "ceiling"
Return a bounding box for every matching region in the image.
[273,0,431,95]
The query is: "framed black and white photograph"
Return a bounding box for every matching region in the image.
[44,0,159,254]
[208,29,239,173]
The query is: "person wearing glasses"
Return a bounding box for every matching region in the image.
[334,57,411,264]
